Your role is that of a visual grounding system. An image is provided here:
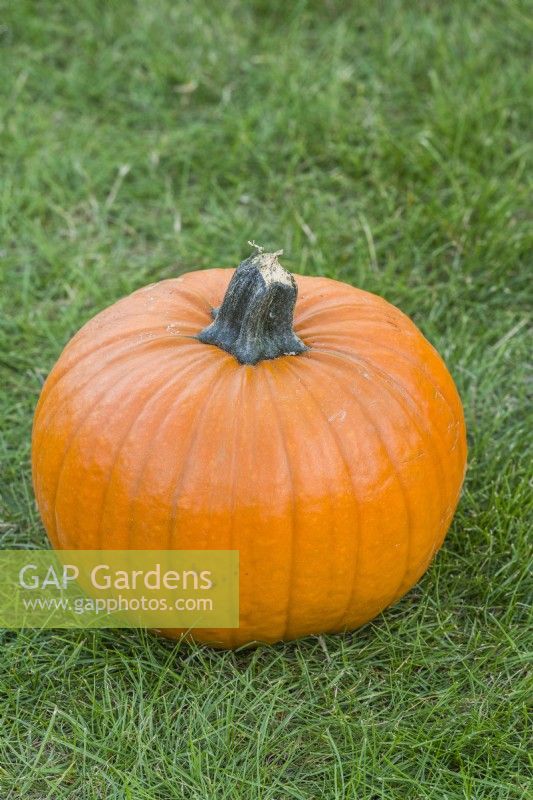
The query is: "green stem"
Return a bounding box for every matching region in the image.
[197,248,307,365]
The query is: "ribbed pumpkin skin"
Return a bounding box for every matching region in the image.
[32,269,466,648]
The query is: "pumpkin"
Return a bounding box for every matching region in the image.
[32,247,467,647]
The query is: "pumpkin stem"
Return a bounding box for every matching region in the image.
[197,248,307,365]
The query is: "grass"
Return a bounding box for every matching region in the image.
[0,0,531,797]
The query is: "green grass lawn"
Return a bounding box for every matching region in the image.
[0,1,531,797]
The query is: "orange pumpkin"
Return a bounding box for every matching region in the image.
[32,248,467,647]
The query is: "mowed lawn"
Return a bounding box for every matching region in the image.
[0,1,531,798]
